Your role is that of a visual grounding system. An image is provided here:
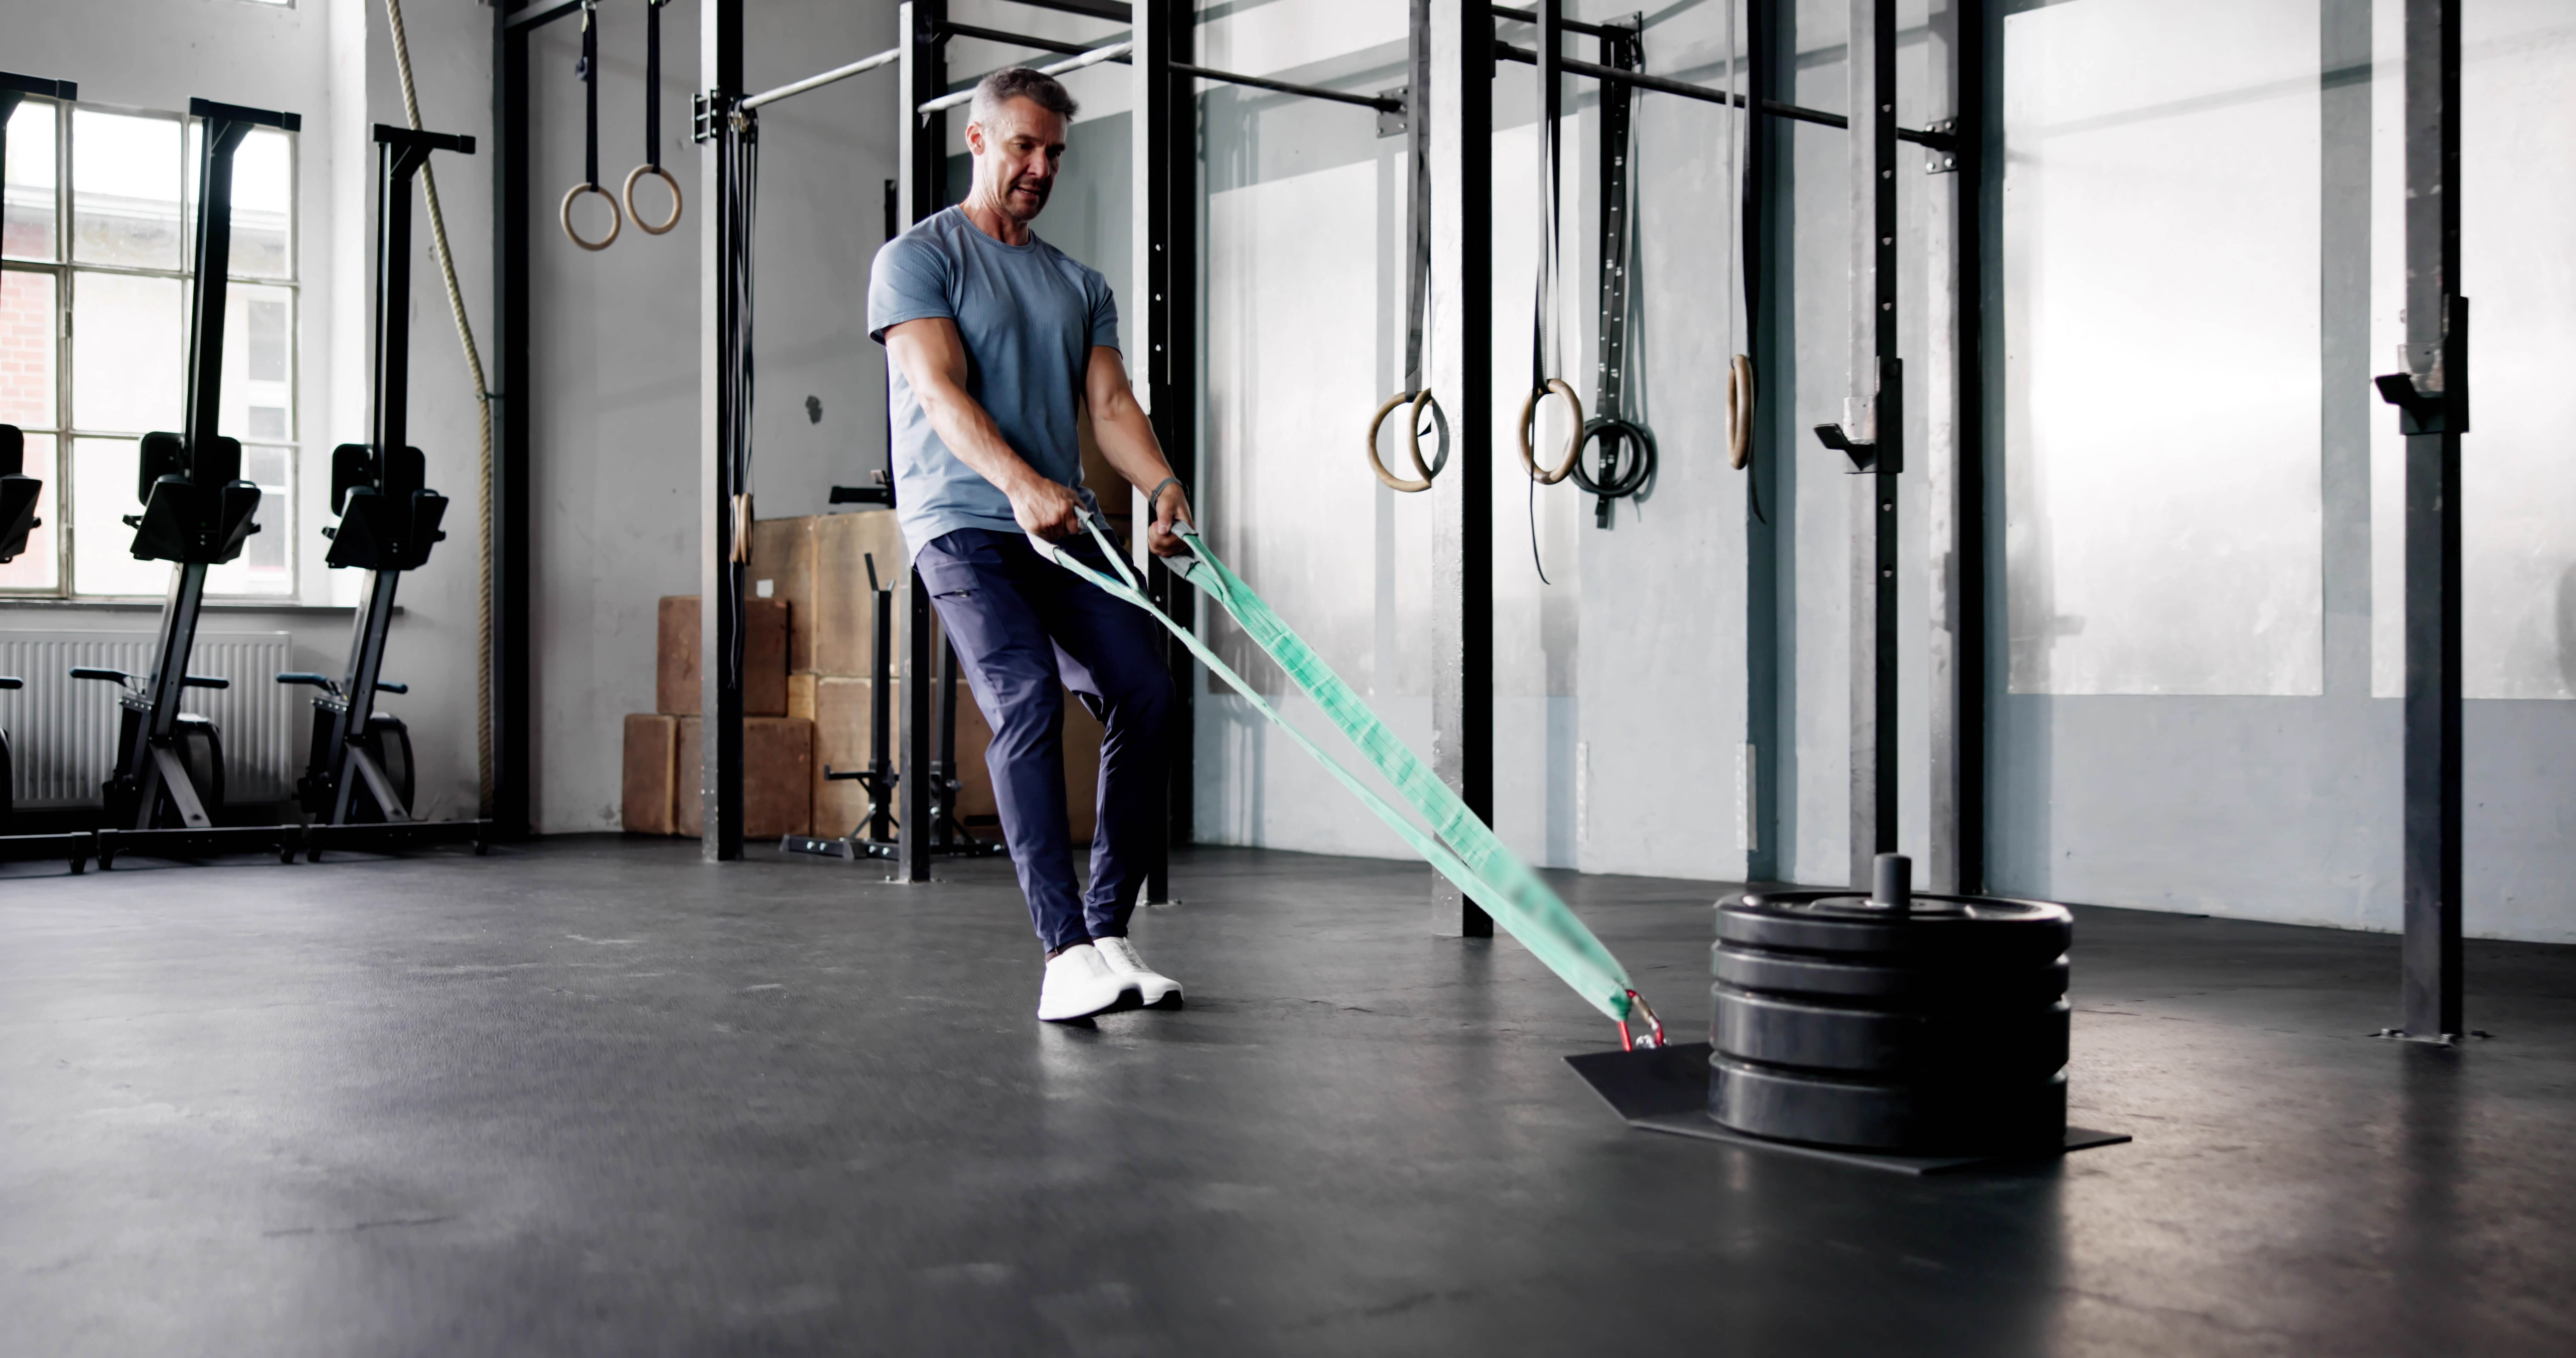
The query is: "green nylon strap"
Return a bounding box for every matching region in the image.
[1040,516,1641,1026]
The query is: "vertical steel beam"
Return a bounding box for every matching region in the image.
[699,0,747,861]
[1741,0,1788,884]
[895,0,947,884]
[1135,0,1196,903]
[1923,0,1979,893]
[2388,0,2466,1040]
[1952,0,1988,893]
[490,7,536,839]
[1830,0,1901,889]
[1427,0,1493,937]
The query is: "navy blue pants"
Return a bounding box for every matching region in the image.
[915,528,1173,953]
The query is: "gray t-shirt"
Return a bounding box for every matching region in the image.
[867,206,1119,553]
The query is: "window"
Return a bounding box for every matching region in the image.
[1,98,297,597]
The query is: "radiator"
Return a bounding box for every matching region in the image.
[0,630,296,809]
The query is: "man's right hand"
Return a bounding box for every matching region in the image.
[1011,476,1086,541]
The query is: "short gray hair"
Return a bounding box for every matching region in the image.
[970,66,1080,125]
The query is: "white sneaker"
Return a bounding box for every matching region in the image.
[1094,936,1183,1009]
[1037,943,1134,1021]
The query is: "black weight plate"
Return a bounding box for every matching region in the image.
[1709,1053,2068,1153]
[1719,890,2073,965]
[1713,942,2070,1006]
[1713,985,2070,1078]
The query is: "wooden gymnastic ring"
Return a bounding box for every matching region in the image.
[623,163,684,235]
[1517,378,1585,485]
[561,181,623,251]
[1367,391,1434,493]
[1728,354,1756,470]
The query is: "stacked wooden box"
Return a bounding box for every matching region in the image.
[621,594,810,838]
[624,508,1108,843]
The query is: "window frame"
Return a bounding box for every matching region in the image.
[1,96,302,601]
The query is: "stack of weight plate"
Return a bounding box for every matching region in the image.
[1710,886,2075,1154]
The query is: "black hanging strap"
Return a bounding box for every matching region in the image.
[1571,23,1656,528]
[645,0,664,171]
[580,0,600,189]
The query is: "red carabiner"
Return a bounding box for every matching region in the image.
[1616,989,1665,1051]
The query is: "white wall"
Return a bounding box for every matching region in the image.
[1191,0,1768,881]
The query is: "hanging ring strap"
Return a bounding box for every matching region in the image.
[1517,379,1585,484]
[1365,389,1449,493]
[1728,354,1756,470]
[1524,3,1574,489]
[563,1,623,251]
[1365,50,1442,493]
[624,0,684,235]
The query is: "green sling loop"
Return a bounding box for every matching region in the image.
[1036,513,1662,1047]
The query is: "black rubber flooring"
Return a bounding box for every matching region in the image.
[3,837,2571,1355]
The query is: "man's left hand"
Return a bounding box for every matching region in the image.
[1147,483,1195,558]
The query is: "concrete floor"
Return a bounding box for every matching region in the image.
[3,837,2570,1356]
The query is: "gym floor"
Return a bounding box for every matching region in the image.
[4,839,2570,1356]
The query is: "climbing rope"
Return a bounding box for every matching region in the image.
[384,0,495,811]
[1036,513,1660,1046]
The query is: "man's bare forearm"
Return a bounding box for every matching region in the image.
[1091,395,1175,494]
[1085,348,1185,506]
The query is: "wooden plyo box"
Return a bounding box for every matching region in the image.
[749,510,908,678]
[621,713,681,835]
[672,715,815,840]
[809,511,909,678]
[656,594,791,717]
[791,673,1106,844]
[750,516,821,674]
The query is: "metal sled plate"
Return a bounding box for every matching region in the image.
[305,819,490,861]
[1565,1042,2129,1176]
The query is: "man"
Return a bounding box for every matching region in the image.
[869,67,1192,1023]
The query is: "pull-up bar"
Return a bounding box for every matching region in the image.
[917,39,1133,114]
[743,48,899,111]
[745,20,1138,115]
[1493,39,1955,151]
[1169,62,1404,114]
